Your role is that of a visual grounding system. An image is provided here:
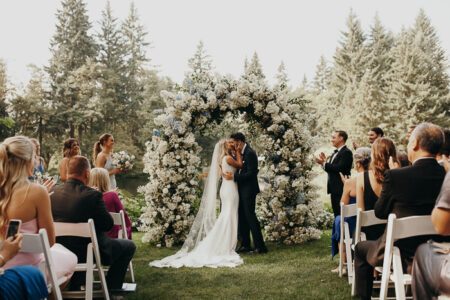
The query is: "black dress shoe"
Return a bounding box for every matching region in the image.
[236,246,253,253]
[250,248,268,254]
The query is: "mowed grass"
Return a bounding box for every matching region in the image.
[125,231,351,299]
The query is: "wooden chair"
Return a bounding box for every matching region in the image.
[21,229,64,300]
[351,209,388,296]
[338,201,357,283]
[54,219,110,300]
[109,210,136,283]
[379,214,437,300]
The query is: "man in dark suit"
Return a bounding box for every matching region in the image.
[354,123,446,300]
[316,130,353,216]
[224,132,267,254]
[51,156,136,291]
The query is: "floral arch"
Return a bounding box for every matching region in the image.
[139,69,332,247]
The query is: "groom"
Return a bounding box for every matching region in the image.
[224,132,268,254]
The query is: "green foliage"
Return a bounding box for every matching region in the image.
[118,189,145,227]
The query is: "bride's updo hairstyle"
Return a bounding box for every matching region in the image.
[92,133,112,163]
[0,136,34,229]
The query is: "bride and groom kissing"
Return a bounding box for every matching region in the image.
[150,132,268,268]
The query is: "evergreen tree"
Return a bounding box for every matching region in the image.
[327,11,368,139]
[312,55,331,94]
[97,0,127,131]
[354,15,394,139]
[183,40,214,92]
[245,52,265,79]
[0,60,14,139]
[274,61,289,92]
[47,0,97,140]
[121,2,150,145]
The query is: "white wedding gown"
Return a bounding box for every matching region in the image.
[150,156,243,268]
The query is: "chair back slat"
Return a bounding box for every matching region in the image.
[341,203,357,217]
[392,215,435,240]
[21,234,44,253]
[54,221,91,238]
[110,212,122,225]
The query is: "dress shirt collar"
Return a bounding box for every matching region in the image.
[241,143,247,155]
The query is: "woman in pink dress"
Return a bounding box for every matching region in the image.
[0,136,77,284]
[89,168,132,239]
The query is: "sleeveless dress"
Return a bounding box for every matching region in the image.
[104,156,117,189]
[150,156,243,268]
[331,196,356,257]
[3,219,78,279]
[362,171,386,241]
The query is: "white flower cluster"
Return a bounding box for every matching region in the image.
[140,71,332,246]
[112,151,135,171]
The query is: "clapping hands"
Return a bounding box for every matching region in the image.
[388,156,400,169]
[315,152,327,165]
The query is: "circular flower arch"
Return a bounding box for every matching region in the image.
[139,71,332,247]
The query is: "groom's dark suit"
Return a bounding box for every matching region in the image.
[234,144,267,251]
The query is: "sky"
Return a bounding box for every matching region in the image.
[1,0,450,87]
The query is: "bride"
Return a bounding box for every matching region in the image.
[150,139,244,268]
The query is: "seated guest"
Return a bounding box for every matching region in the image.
[412,171,450,299]
[437,128,450,166]
[0,136,76,281]
[396,150,410,167]
[331,147,371,266]
[89,168,132,239]
[356,138,398,241]
[354,123,446,300]
[51,156,136,291]
[0,234,48,300]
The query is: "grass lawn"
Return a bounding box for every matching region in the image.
[125,230,351,299]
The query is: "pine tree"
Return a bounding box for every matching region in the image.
[183,40,214,92]
[327,11,368,138]
[121,2,150,146]
[47,0,97,140]
[312,56,331,94]
[97,0,127,130]
[245,52,265,79]
[354,15,394,139]
[0,60,14,139]
[274,61,289,92]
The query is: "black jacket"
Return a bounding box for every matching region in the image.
[51,179,114,264]
[368,158,446,266]
[234,144,260,198]
[324,145,353,195]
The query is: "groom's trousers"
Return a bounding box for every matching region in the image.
[238,193,266,250]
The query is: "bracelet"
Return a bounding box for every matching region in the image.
[0,254,5,267]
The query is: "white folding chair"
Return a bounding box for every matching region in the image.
[379,214,437,300]
[21,229,64,300]
[54,219,110,300]
[338,202,357,283]
[109,210,135,283]
[351,209,388,296]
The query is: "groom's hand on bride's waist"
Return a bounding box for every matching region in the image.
[223,172,234,180]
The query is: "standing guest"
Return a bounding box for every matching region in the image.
[0,136,77,280]
[331,147,371,269]
[354,123,446,300]
[89,167,132,239]
[51,156,135,292]
[353,127,384,150]
[93,133,121,190]
[355,138,399,241]
[59,138,80,182]
[316,130,353,216]
[396,150,410,167]
[412,170,450,299]
[29,138,45,176]
[0,234,49,300]
[437,129,450,166]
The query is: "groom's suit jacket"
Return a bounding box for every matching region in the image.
[234,144,260,198]
[324,145,353,196]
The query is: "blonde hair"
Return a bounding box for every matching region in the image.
[89,167,111,193]
[0,136,34,229]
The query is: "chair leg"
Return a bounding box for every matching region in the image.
[97,259,110,300]
[129,261,135,283]
[86,244,94,300]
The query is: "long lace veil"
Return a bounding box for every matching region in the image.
[179,140,223,253]
[149,140,223,266]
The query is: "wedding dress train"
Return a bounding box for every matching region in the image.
[150,144,243,268]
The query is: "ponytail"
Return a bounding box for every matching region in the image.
[93,133,112,163]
